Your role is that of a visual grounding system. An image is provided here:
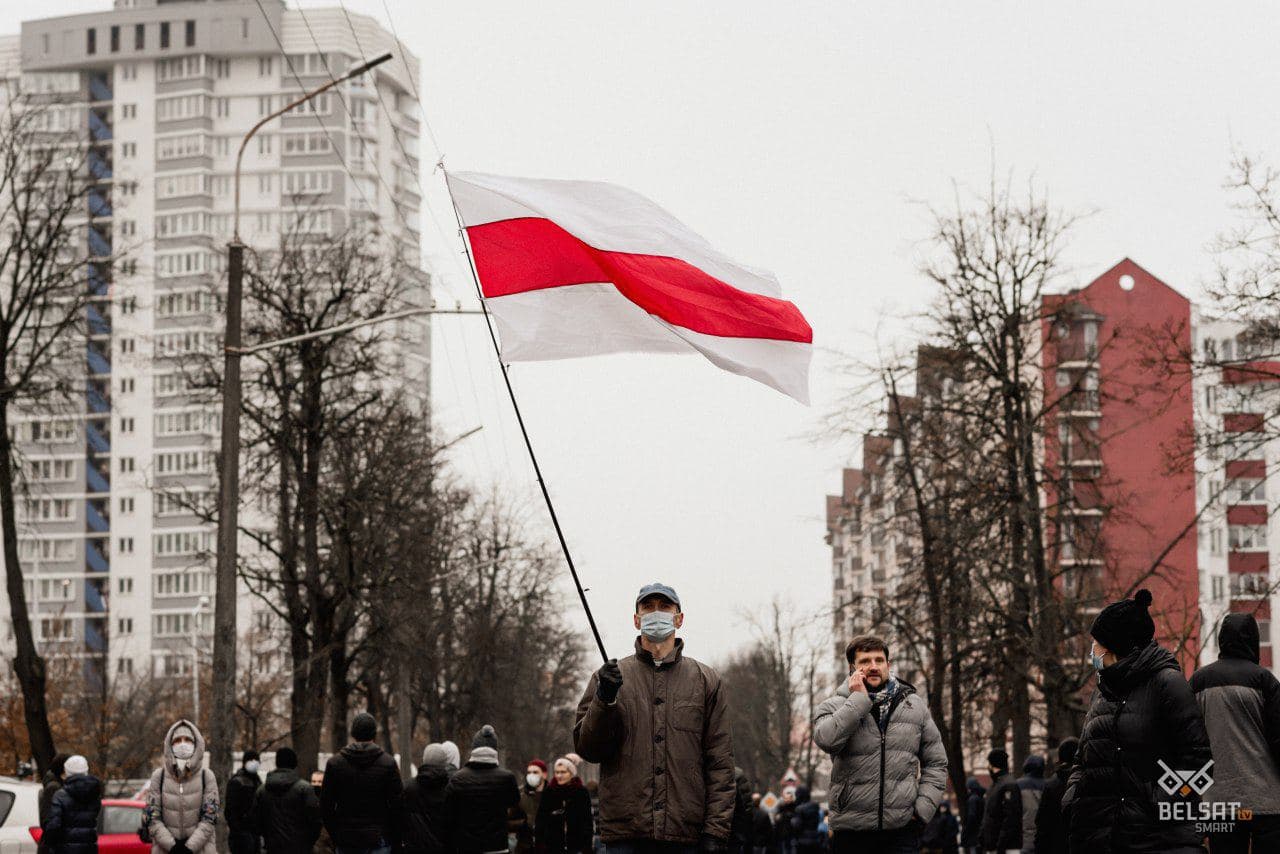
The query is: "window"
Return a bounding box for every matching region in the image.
[258,95,273,116]
[28,420,77,442]
[290,209,333,235]
[120,142,136,158]
[119,496,134,514]
[18,539,76,561]
[155,409,216,437]
[26,459,75,482]
[120,417,135,434]
[156,290,219,318]
[117,658,135,677]
[212,59,230,79]
[258,173,273,194]
[135,23,144,50]
[121,64,137,81]
[215,97,229,118]
[118,180,139,195]
[155,489,213,517]
[21,498,75,521]
[211,176,231,196]
[117,577,134,595]
[155,330,217,356]
[213,136,230,156]
[258,56,273,77]
[118,536,134,554]
[122,104,136,119]
[155,530,212,557]
[287,53,331,75]
[283,132,333,155]
[119,220,136,237]
[154,373,192,397]
[41,618,74,640]
[42,33,49,54]
[284,93,332,117]
[28,578,74,603]
[1260,620,1272,647]
[87,28,96,55]
[157,95,207,122]
[257,135,272,155]
[157,55,205,81]
[242,18,251,39]
[157,172,211,199]
[185,20,195,47]
[154,611,211,636]
[157,133,208,160]
[1230,572,1271,598]
[1227,478,1266,503]
[1210,527,1223,556]
[117,618,134,635]
[154,450,215,475]
[1212,575,1225,601]
[119,377,135,394]
[119,338,135,354]
[156,211,211,238]
[119,457,135,473]
[119,297,137,315]
[283,170,334,195]
[160,22,170,49]
[156,250,223,278]
[110,25,120,53]
[1229,524,1268,551]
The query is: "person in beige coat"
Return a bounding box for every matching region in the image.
[144,720,220,854]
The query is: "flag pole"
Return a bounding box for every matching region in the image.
[440,167,611,664]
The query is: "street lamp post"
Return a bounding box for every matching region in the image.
[209,51,393,801]
[193,594,209,722]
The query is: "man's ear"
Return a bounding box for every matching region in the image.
[674,612,685,629]
[633,613,641,631]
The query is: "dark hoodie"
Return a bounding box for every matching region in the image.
[44,774,102,854]
[1191,612,1280,815]
[1015,755,1046,851]
[321,741,404,849]
[400,762,454,854]
[252,768,321,854]
[1062,641,1211,853]
[790,786,822,851]
[960,777,983,846]
[1034,754,1073,854]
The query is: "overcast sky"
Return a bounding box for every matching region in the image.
[7,1,1280,666]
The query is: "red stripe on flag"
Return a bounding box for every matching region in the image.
[466,217,813,343]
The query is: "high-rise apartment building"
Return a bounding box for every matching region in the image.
[0,0,429,688]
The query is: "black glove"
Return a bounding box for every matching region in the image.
[596,658,623,704]
[171,840,191,854]
[700,835,728,854]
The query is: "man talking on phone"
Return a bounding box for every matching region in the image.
[813,635,948,854]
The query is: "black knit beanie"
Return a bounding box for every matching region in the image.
[1057,737,1080,767]
[350,712,377,742]
[987,748,1009,772]
[1089,589,1155,656]
[275,747,298,769]
[471,724,499,750]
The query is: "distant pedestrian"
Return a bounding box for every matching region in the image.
[42,755,101,854]
[144,719,220,854]
[1061,589,1211,854]
[730,768,754,854]
[534,757,593,854]
[227,750,264,854]
[775,788,798,854]
[38,754,70,854]
[574,582,735,853]
[979,750,1020,854]
[789,787,822,854]
[813,633,948,854]
[511,759,548,854]
[252,747,321,854]
[959,778,983,854]
[920,800,958,854]
[1013,756,1045,854]
[1032,738,1076,854]
[750,794,773,854]
[310,770,335,854]
[321,712,404,854]
[445,725,521,854]
[399,743,456,854]
[1191,612,1280,854]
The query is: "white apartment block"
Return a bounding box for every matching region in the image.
[0,0,430,689]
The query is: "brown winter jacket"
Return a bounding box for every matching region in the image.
[573,638,735,845]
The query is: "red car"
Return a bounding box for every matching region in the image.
[30,798,150,854]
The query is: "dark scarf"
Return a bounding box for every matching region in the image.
[868,677,901,730]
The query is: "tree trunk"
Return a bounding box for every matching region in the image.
[0,402,57,774]
[329,644,351,752]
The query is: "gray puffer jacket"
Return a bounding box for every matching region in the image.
[144,720,220,854]
[813,680,947,832]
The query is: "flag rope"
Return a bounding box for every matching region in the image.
[441,165,611,664]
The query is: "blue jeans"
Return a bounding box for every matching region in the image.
[606,842,699,854]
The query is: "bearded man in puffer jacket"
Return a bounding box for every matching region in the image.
[814,635,948,854]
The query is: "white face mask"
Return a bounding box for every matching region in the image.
[526,773,542,788]
[640,610,676,641]
[245,761,260,774]
[173,741,195,760]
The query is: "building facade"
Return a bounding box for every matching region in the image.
[0,0,429,689]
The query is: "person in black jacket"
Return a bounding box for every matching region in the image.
[534,757,593,854]
[42,755,100,854]
[789,787,822,854]
[227,749,263,854]
[445,725,520,854]
[252,748,321,854]
[979,750,1021,853]
[322,713,404,854]
[400,743,456,854]
[960,778,983,854]
[750,794,773,854]
[921,800,959,854]
[1191,612,1280,854]
[1032,738,1076,854]
[37,753,69,854]
[1061,589,1211,854]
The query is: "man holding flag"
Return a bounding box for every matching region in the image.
[573,584,735,854]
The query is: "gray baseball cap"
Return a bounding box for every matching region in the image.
[635,582,681,609]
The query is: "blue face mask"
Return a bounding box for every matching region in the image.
[1090,649,1106,671]
[640,610,676,641]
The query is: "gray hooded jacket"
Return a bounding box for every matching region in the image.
[813,680,947,832]
[145,720,220,854]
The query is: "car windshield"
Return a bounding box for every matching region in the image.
[103,805,140,835]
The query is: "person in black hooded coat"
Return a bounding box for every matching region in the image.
[959,777,983,854]
[252,747,321,854]
[322,713,404,852]
[1033,738,1076,854]
[788,787,822,854]
[445,725,520,854]
[534,757,593,854]
[42,756,101,854]
[1061,589,1211,854]
[400,743,456,854]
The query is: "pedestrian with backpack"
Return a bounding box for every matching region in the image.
[142,720,220,854]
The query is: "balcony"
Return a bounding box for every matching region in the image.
[85,421,110,453]
[86,500,110,533]
[85,463,110,495]
[88,110,113,143]
[88,75,112,103]
[84,580,107,614]
[84,621,107,654]
[87,227,111,259]
[88,266,110,297]
[88,189,112,219]
[87,151,112,182]
[87,304,111,336]
[86,387,111,416]
[86,344,111,376]
[86,540,109,574]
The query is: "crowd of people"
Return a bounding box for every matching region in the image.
[30,581,1280,854]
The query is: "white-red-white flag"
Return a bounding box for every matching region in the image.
[447,171,813,403]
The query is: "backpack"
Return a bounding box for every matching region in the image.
[138,768,206,844]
